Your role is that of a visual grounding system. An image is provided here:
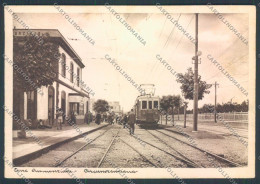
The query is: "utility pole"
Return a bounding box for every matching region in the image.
[193,13,199,131]
[214,81,219,123]
[172,105,174,126]
[184,102,188,128]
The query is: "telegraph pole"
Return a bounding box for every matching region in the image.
[184,102,188,128]
[193,13,199,131]
[214,81,219,123]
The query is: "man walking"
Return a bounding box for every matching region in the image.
[128,109,136,135]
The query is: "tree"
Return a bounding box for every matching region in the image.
[93,100,109,114]
[176,68,212,100]
[160,96,172,125]
[172,95,183,121]
[199,101,249,113]
[13,33,60,92]
[240,100,249,112]
[13,33,61,136]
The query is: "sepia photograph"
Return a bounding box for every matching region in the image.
[3,4,255,179]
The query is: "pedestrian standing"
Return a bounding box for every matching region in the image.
[123,114,128,128]
[84,112,89,124]
[56,108,63,130]
[107,114,111,124]
[95,113,101,125]
[70,111,76,125]
[128,109,136,135]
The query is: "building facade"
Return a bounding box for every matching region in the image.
[108,101,122,116]
[13,29,90,128]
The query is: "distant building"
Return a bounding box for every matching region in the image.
[108,101,121,116]
[13,29,90,128]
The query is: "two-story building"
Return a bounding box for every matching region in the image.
[13,29,90,128]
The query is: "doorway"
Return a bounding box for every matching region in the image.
[61,91,66,124]
[48,86,55,126]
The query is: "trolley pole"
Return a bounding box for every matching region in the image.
[193,13,199,131]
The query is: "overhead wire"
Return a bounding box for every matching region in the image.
[156,15,194,79]
[145,14,181,83]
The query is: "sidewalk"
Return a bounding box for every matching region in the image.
[13,122,109,166]
[159,119,248,138]
[158,120,248,165]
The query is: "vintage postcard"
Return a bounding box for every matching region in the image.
[4,4,255,180]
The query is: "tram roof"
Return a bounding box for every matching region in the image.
[136,95,160,100]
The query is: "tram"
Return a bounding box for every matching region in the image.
[133,84,160,127]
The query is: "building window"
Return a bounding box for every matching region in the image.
[154,101,159,109]
[27,91,37,120]
[69,102,84,115]
[77,68,80,87]
[61,53,66,77]
[149,101,153,109]
[70,102,78,114]
[142,101,147,109]
[79,103,84,115]
[70,62,74,83]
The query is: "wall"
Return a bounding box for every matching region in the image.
[58,46,82,92]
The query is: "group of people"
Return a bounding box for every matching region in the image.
[116,109,136,135]
[83,109,137,135]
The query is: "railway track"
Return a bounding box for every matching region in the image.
[135,125,199,168]
[145,129,202,167]
[55,125,159,168]
[55,127,112,167]
[156,129,242,167]
[97,128,121,167]
[19,124,110,167]
[118,138,160,167]
[98,127,160,168]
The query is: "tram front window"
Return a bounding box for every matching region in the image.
[142,101,147,109]
[154,101,158,109]
[148,101,152,109]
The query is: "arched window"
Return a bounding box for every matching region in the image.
[77,67,80,86]
[61,53,66,77]
[70,62,74,83]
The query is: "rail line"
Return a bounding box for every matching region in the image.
[145,129,203,168]
[55,127,112,167]
[98,127,159,168]
[97,128,121,167]
[156,129,242,167]
[119,138,160,168]
[136,126,198,168]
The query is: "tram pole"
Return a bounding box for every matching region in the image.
[193,13,199,131]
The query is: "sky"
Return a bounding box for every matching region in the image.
[14,10,249,112]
